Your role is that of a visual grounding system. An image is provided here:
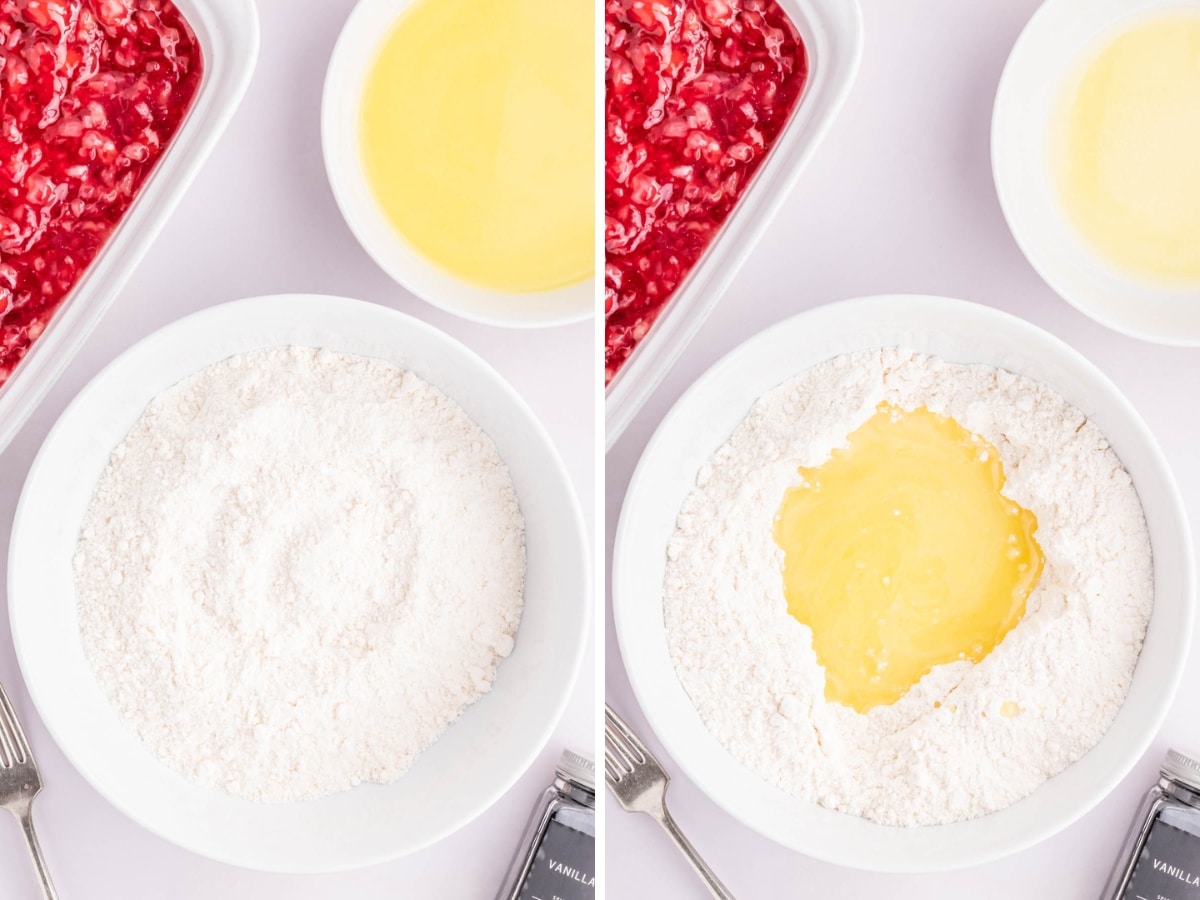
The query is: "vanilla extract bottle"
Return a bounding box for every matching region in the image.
[495,749,596,900]
[1102,749,1200,899]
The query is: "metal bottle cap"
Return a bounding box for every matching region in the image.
[556,748,595,791]
[1162,749,1200,792]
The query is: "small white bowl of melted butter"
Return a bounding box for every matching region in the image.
[993,0,1200,343]
[322,0,594,328]
[613,295,1194,872]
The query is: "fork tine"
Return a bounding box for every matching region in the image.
[603,721,640,774]
[0,686,20,767]
[0,717,18,767]
[605,704,651,764]
[0,721,13,768]
[602,714,633,770]
[602,746,624,785]
[603,724,635,776]
[0,683,30,765]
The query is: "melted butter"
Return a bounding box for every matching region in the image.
[774,403,1044,714]
[359,0,594,294]
[1055,14,1200,282]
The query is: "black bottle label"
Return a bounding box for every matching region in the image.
[1124,821,1200,900]
[518,819,595,900]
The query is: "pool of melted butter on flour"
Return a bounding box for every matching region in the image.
[774,403,1045,714]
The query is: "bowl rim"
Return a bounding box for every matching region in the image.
[612,293,1195,872]
[320,0,594,330]
[8,293,590,873]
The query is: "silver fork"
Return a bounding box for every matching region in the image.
[604,704,735,899]
[0,682,58,900]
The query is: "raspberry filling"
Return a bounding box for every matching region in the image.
[605,0,807,384]
[0,0,202,388]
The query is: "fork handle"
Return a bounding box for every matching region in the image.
[13,800,58,900]
[655,802,736,900]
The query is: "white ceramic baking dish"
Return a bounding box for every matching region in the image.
[604,0,863,450]
[0,0,259,455]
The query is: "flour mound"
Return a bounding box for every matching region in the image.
[75,347,525,803]
[664,348,1153,826]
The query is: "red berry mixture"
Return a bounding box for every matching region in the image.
[605,0,807,384]
[0,0,201,387]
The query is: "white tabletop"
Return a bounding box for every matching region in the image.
[606,0,1200,897]
[0,0,595,895]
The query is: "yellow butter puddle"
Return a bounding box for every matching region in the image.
[774,404,1044,713]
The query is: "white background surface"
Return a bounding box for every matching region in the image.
[606,0,1200,897]
[0,0,595,896]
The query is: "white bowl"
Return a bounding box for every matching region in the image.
[322,0,593,329]
[8,294,589,873]
[612,294,1194,873]
[993,0,1200,344]
[605,0,863,448]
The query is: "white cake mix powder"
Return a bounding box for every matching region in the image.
[664,348,1153,826]
[74,347,525,803]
